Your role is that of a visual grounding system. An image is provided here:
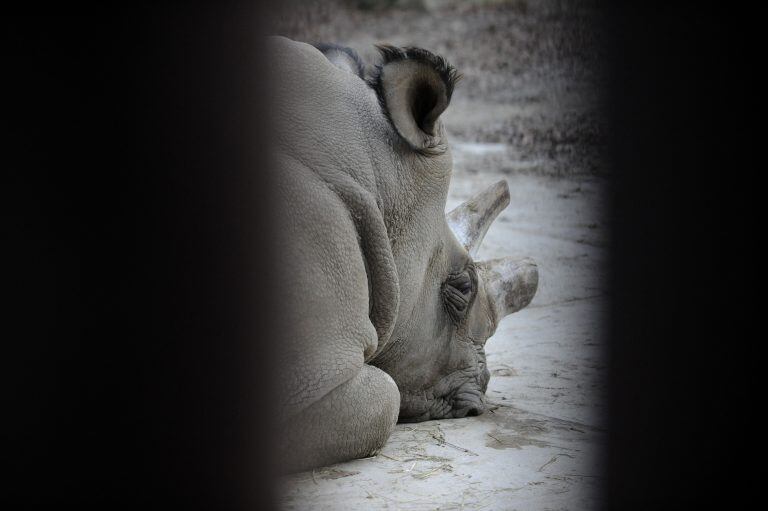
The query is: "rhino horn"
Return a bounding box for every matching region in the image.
[446,180,510,257]
[478,257,538,319]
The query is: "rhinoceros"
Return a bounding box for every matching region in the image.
[270,37,538,472]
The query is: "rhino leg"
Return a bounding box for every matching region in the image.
[279,364,400,473]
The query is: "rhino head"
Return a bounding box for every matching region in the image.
[271,38,538,426]
[353,44,538,422]
[373,178,539,422]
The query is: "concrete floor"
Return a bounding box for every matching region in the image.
[278,145,608,510]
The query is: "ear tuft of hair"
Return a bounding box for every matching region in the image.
[313,42,366,80]
[368,45,461,153]
[371,45,461,102]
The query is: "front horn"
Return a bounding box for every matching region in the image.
[478,257,539,320]
[446,180,510,257]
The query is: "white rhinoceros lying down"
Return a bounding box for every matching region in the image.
[270,37,538,472]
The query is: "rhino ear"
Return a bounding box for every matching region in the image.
[370,45,460,152]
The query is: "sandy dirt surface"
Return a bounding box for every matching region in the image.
[273,1,608,508]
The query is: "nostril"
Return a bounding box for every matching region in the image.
[466,406,484,417]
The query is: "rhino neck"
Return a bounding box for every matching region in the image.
[275,120,404,354]
[286,152,402,356]
[365,134,452,246]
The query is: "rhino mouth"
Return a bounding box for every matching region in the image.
[398,349,491,423]
[451,382,488,418]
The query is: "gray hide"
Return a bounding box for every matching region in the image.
[270,37,538,472]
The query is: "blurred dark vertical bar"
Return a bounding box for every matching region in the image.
[604,3,759,509]
[3,4,278,509]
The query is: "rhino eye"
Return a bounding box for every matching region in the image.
[442,270,475,323]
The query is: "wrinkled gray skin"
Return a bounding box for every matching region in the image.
[270,37,538,472]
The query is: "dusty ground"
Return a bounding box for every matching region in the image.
[273,1,608,509]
